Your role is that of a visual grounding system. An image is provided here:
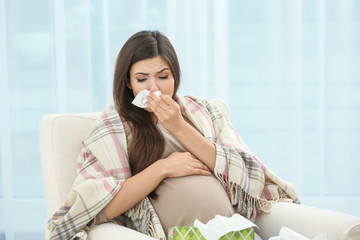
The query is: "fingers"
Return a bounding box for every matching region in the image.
[165,152,212,178]
[184,153,212,176]
[147,92,181,124]
[191,158,210,171]
[148,92,177,110]
[192,161,212,176]
[160,94,177,108]
[147,93,168,116]
[194,169,212,176]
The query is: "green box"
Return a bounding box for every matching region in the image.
[168,226,254,240]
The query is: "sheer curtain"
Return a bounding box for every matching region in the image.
[0,0,359,239]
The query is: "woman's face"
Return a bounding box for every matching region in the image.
[129,55,175,102]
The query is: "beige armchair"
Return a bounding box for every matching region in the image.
[39,100,360,240]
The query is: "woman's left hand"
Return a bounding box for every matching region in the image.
[147,92,185,134]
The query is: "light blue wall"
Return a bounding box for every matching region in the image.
[0,0,359,239]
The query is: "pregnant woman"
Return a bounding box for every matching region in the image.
[47,30,299,240]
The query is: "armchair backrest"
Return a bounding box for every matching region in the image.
[39,112,100,221]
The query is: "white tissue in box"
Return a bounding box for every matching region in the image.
[132,89,161,108]
[194,214,257,240]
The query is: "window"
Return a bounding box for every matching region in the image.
[1,0,359,239]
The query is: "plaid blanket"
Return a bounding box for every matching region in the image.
[47,96,299,240]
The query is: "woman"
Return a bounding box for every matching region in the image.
[47,30,299,240]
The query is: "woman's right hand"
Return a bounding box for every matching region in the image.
[159,152,212,178]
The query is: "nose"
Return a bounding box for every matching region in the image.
[149,77,159,92]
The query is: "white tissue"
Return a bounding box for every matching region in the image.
[194,214,257,240]
[268,227,328,240]
[131,89,161,108]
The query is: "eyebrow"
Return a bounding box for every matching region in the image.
[135,68,169,75]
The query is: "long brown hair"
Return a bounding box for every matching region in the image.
[113,30,181,177]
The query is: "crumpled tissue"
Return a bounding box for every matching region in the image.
[194,214,257,240]
[269,227,327,240]
[131,89,161,108]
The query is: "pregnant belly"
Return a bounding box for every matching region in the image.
[149,174,235,234]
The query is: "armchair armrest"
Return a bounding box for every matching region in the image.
[255,202,360,240]
[89,223,155,240]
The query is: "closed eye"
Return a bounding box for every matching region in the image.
[137,78,147,82]
[158,76,168,79]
